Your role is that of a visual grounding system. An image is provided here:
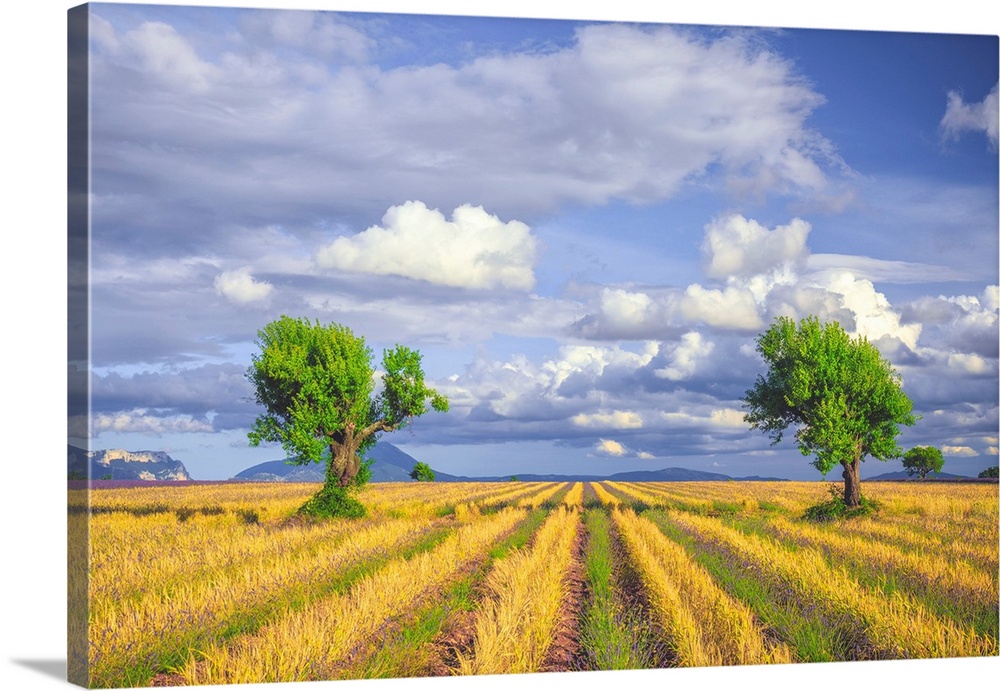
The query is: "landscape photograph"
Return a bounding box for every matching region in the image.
[52,0,1000,690]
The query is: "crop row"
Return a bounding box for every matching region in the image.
[76,480,998,687]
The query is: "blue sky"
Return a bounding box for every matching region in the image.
[71,1,998,481]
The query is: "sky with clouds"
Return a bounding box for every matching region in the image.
[72,1,999,481]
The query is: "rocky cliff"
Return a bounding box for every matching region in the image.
[68,445,192,481]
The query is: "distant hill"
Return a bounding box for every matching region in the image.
[230,446,788,484]
[73,440,791,485]
[431,467,786,482]
[68,445,192,481]
[866,470,971,480]
[232,442,421,483]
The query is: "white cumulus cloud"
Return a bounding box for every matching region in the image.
[315,201,537,290]
[214,267,273,303]
[655,331,715,381]
[702,214,811,281]
[680,284,763,331]
[595,288,654,333]
[942,445,979,457]
[571,410,644,429]
[817,271,921,351]
[595,439,628,457]
[941,82,999,149]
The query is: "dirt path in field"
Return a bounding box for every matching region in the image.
[424,512,551,677]
[537,517,587,672]
[424,598,479,676]
[149,672,184,686]
[425,509,588,677]
[333,553,488,679]
[606,512,674,669]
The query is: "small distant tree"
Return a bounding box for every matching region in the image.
[742,316,917,509]
[979,466,999,479]
[410,461,435,482]
[246,316,449,518]
[509,475,520,482]
[901,446,945,479]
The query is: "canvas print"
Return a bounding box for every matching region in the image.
[67,2,999,689]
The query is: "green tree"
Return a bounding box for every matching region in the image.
[410,461,435,482]
[979,466,999,479]
[246,316,449,517]
[742,316,917,508]
[901,445,945,479]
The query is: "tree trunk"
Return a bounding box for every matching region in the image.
[842,456,861,507]
[328,432,361,488]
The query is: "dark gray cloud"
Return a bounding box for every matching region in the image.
[91,363,257,431]
[77,6,997,478]
[88,13,843,263]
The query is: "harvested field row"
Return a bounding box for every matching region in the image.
[455,506,581,675]
[577,509,665,670]
[665,510,997,660]
[182,507,528,684]
[78,481,999,687]
[89,514,452,688]
[613,508,792,667]
[742,513,999,635]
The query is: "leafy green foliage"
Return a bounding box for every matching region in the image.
[298,484,368,519]
[742,316,916,506]
[979,466,999,479]
[378,346,450,426]
[409,461,435,482]
[246,316,448,517]
[743,316,916,474]
[803,483,880,522]
[902,446,945,478]
[246,317,375,465]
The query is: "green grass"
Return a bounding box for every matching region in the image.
[803,496,880,522]
[538,482,576,510]
[489,507,548,556]
[578,509,662,670]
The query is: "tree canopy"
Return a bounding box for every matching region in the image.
[901,446,945,479]
[410,461,435,482]
[742,315,916,507]
[246,316,448,516]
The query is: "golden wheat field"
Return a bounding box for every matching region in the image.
[68,479,999,688]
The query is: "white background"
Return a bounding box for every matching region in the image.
[2,1,998,690]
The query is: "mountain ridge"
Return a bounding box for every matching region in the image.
[430,467,787,482]
[68,445,192,481]
[69,442,792,484]
[232,442,421,483]
[233,445,788,483]
[865,470,971,480]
